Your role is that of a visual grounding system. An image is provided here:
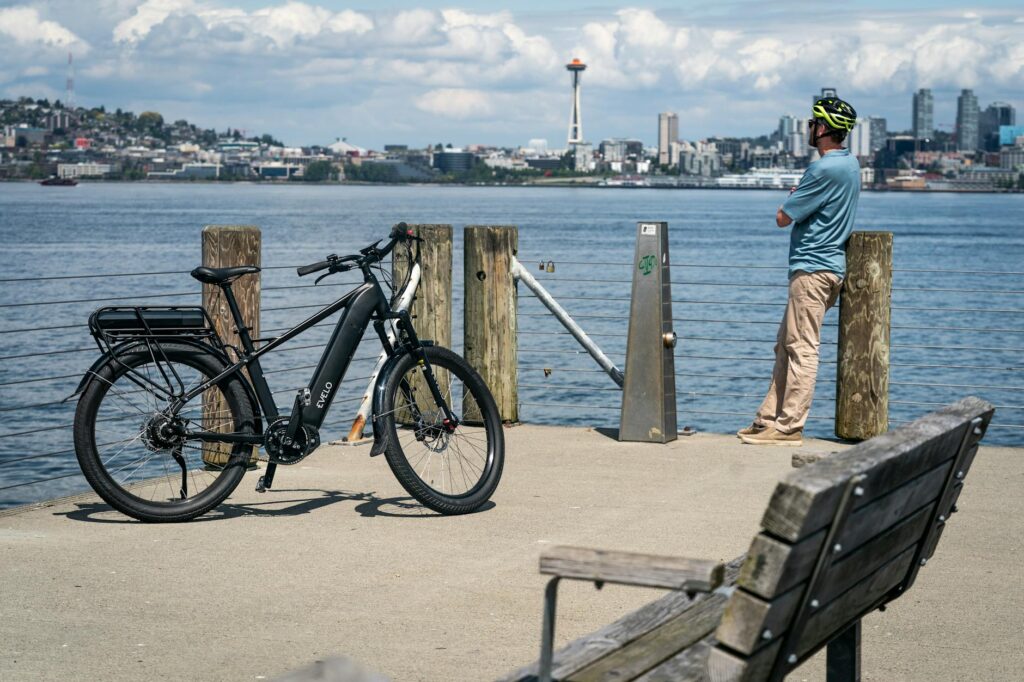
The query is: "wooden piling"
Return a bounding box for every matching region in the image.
[373,224,454,438]
[392,224,453,349]
[201,225,261,465]
[464,226,518,423]
[835,231,893,441]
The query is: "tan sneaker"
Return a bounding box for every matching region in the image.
[740,426,802,446]
[736,422,767,437]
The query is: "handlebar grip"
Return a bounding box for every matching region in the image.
[297,260,330,277]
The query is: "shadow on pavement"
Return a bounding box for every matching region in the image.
[56,488,496,524]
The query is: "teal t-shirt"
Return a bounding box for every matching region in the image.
[781,149,861,278]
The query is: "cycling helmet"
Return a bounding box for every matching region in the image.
[812,97,857,131]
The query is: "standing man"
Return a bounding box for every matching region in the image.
[739,97,860,445]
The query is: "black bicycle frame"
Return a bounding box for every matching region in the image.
[181,280,390,440]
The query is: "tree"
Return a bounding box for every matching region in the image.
[303,160,335,182]
[138,111,164,132]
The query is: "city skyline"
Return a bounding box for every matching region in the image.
[1,2,1022,147]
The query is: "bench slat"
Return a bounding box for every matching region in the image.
[761,398,991,543]
[540,546,724,592]
[569,591,728,681]
[709,544,917,680]
[717,503,934,654]
[738,458,952,599]
[794,544,917,659]
[633,641,713,682]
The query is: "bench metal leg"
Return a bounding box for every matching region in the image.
[826,619,861,682]
[539,577,561,682]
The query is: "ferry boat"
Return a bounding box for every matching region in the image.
[39,176,78,186]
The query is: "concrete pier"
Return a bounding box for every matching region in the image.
[2,425,1021,681]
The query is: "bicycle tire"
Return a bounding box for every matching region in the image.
[380,346,504,515]
[73,342,257,522]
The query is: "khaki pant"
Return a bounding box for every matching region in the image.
[755,270,843,434]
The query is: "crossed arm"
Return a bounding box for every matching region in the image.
[776,207,793,228]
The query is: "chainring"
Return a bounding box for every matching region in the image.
[263,417,320,465]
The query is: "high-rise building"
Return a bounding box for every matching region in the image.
[657,113,678,166]
[956,89,980,151]
[980,102,1016,151]
[813,87,838,107]
[778,115,808,157]
[868,117,888,153]
[912,89,934,140]
[848,119,872,158]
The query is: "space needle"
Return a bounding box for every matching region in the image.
[566,58,587,147]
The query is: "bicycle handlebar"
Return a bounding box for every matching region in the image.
[296,259,332,277]
[296,223,420,278]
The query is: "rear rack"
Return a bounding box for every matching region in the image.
[88,305,223,356]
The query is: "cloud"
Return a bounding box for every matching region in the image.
[416,88,493,119]
[2,2,1022,146]
[113,0,197,43]
[0,6,86,49]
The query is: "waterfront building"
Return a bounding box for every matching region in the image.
[657,113,678,167]
[572,142,593,172]
[717,167,803,188]
[679,140,722,176]
[778,116,808,157]
[999,125,1024,146]
[599,138,643,163]
[848,118,871,158]
[432,149,476,174]
[252,162,302,179]
[980,103,1016,151]
[868,117,888,153]
[526,139,549,155]
[999,147,1024,171]
[913,89,934,140]
[956,89,980,152]
[147,162,221,180]
[57,162,112,179]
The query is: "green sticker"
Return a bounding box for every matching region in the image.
[638,254,656,276]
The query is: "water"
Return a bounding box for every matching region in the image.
[1,182,1022,508]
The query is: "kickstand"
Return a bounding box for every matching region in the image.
[256,462,277,493]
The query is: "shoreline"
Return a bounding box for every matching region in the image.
[4,177,1022,194]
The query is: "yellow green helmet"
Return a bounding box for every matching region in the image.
[812,97,857,131]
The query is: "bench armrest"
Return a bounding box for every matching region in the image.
[540,546,724,592]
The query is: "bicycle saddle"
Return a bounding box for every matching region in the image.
[190,265,261,285]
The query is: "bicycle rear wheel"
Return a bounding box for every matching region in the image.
[379,345,504,515]
[73,342,257,522]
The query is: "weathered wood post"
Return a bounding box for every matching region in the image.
[393,224,453,348]
[464,226,518,423]
[835,231,893,440]
[383,224,454,434]
[201,225,261,465]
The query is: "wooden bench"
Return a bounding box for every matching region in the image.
[501,397,994,682]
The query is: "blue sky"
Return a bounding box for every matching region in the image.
[1,1,1022,148]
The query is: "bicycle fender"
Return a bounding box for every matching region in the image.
[67,339,150,400]
[368,346,414,457]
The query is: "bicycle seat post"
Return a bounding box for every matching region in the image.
[219,282,257,356]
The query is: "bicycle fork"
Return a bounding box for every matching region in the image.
[392,311,458,430]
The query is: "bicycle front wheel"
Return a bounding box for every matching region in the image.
[379,346,504,515]
[73,342,257,522]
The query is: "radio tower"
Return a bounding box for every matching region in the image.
[65,52,75,110]
[566,58,586,146]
